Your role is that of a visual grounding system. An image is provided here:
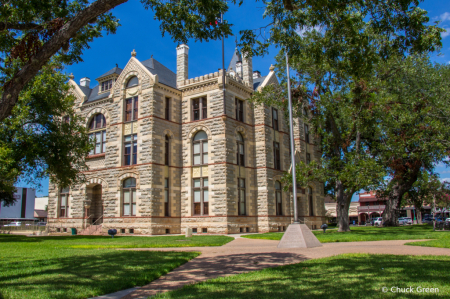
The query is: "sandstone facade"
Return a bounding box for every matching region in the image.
[48,46,326,235]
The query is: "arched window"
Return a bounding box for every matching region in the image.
[238,178,246,215]
[164,135,170,166]
[275,181,282,215]
[89,114,106,155]
[236,133,244,166]
[308,186,314,216]
[303,108,308,116]
[122,178,136,216]
[193,131,208,165]
[60,187,69,217]
[126,76,139,88]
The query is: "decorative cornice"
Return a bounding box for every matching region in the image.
[80,98,113,110]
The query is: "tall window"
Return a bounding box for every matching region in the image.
[236,133,245,166]
[193,97,207,120]
[164,178,170,216]
[272,108,279,131]
[101,79,113,92]
[123,178,136,216]
[193,131,208,165]
[165,97,170,120]
[124,134,137,165]
[306,153,311,165]
[304,124,309,143]
[275,181,282,215]
[303,108,308,116]
[59,187,69,217]
[89,114,106,155]
[125,97,139,122]
[236,98,244,121]
[238,178,246,215]
[164,135,170,166]
[308,186,314,216]
[193,177,208,215]
[273,142,280,170]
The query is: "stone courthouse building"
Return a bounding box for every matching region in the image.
[48,45,326,235]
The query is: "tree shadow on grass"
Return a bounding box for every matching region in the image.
[158,254,450,299]
[0,249,198,299]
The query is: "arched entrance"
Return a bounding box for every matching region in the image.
[86,184,103,224]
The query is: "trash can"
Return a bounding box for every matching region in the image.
[71,228,77,235]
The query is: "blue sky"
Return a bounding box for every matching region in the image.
[19,0,450,196]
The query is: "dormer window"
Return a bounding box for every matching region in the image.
[101,79,113,92]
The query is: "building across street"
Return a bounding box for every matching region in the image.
[47,46,326,235]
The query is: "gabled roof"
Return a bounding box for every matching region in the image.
[227,48,242,72]
[96,66,123,80]
[253,76,267,90]
[78,85,92,97]
[141,57,177,89]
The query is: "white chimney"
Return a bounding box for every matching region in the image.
[176,44,189,87]
[253,71,261,79]
[80,77,90,87]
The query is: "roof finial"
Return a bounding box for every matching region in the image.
[151,54,153,58]
[235,36,238,49]
[115,63,118,68]
[69,73,74,80]
[269,64,275,71]
[131,49,136,57]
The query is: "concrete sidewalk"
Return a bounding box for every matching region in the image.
[112,237,450,299]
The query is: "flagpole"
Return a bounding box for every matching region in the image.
[286,49,299,224]
[221,13,226,116]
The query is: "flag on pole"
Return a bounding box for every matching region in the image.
[210,14,222,26]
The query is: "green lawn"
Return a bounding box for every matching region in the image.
[155,254,450,298]
[242,225,450,244]
[0,234,232,299]
[407,233,450,249]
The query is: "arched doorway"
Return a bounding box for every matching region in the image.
[86,184,103,224]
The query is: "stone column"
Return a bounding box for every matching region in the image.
[176,44,189,88]
[242,52,253,88]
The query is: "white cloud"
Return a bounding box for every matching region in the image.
[440,178,450,183]
[295,25,324,37]
[442,28,450,39]
[440,12,450,22]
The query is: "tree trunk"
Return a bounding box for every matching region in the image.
[336,180,351,232]
[383,184,401,226]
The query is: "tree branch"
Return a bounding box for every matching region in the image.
[0,0,128,122]
[0,22,44,31]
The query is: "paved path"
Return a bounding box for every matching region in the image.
[117,237,450,299]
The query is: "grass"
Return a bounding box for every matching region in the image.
[0,234,233,299]
[155,254,450,298]
[242,225,450,244]
[407,232,450,249]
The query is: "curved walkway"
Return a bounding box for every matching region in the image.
[120,238,450,299]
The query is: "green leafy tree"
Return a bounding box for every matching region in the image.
[0,0,234,122]
[0,63,92,205]
[372,55,450,226]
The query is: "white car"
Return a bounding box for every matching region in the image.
[445,218,450,223]
[373,217,383,226]
[398,217,413,225]
[3,222,22,227]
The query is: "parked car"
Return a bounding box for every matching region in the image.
[3,222,22,227]
[446,218,450,223]
[422,217,433,224]
[373,217,383,226]
[398,217,413,225]
[36,222,47,226]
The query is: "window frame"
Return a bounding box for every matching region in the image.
[308,187,314,216]
[164,178,170,217]
[193,177,209,216]
[275,181,282,216]
[236,133,245,167]
[125,96,139,122]
[304,124,309,143]
[193,133,208,166]
[306,153,311,165]
[273,141,281,170]
[192,97,207,121]
[124,134,138,166]
[59,187,69,218]
[235,98,244,122]
[122,178,137,216]
[101,79,113,92]
[88,114,107,156]
[238,178,246,215]
[164,135,170,166]
[272,108,279,131]
[165,97,170,120]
